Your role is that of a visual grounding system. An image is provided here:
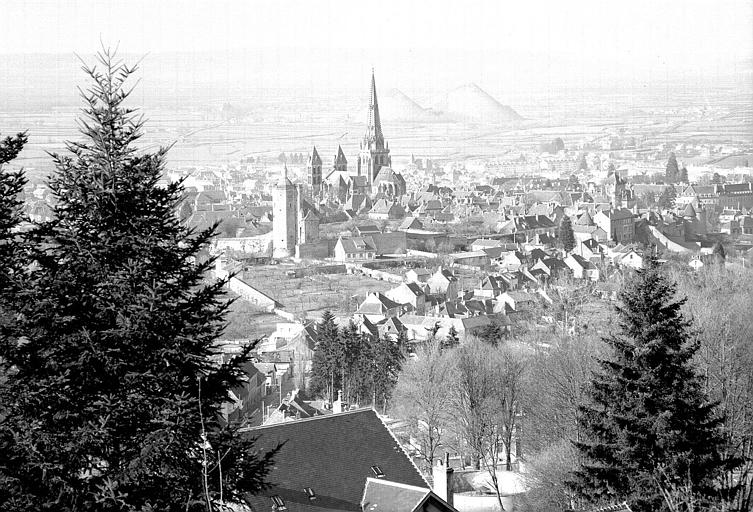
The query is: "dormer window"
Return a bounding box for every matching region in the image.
[370,465,385,478]
[304,487,317,500]
[271,495,287,510]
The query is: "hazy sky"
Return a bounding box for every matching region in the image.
[1,0,752,98]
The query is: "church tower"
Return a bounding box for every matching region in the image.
[307,146,322,195]
[610,170,625,209]
[273,165,298,258]
[333,145,348,173]
[357,70,391,187]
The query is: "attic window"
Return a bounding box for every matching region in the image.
[304,487,317,500]
[271,495,287,510]
[370,465,385,478]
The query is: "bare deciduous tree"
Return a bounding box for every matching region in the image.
[391,339,453,473]
[452,339,527,511]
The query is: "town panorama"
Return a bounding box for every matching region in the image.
[0,2,751,512]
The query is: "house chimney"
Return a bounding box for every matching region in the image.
[432,454,454,507]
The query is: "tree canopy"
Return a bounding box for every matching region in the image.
[570,258,729,512]
[558,215,575,253]
[0,49,276,512]
[665,152,680,183]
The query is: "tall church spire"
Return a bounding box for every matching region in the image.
[365,68,384,149]
[358,68,391,188]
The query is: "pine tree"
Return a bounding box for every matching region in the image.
[310,310,342,403]
[0,50,276,512]
[679,166,689,184]
[478,322,504,347]
[370,332,406,413]
[0,132,28,385]
[0,132,28,285]
[339,320,368,404]
[658,185,676,210]
[666,153,679,183]
[559,215,575,253]
[570,258,729,512]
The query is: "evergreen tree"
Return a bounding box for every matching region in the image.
[339,320,368,404]
[478,322,504,347]
[370,332,406,413]
[310,310,342,403]
[558,215,576,253]
[0,132,28,283]
[665,152,679,183]
[658,185,676,210]
[0,132,28,387]
[570,258,728,512]
[0,50,276,512]
[679,166,689,184]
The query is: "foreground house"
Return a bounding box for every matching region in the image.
[362,478,457,512]
[243,409,457,512]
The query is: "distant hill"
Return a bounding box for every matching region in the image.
[431,83,523,125]
[380,88,439,122]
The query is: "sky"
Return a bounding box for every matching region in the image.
[1,0,752,99]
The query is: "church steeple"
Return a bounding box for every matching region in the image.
[365,68,384,150]
[307,147,322,194]
[358,69,391,188]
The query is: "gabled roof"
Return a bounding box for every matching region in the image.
[369,232,407,255]
[432,268,457,282]
[597,208,634,221]
[390,281,425,299]
[337,236,377,255]
[378,316,406,336]
[243,409,427,512]
[567,253,597,270]
[264,389,323,425]
[362,478,455,512]
[479,275,505,291]
[575,210,594,226]
[357,292,403,315]
[354,223,381,235]
[399,216,423,230]
[472,238,504,248]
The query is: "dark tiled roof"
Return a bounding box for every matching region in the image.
[362,478,433,512]
[243,409,427,512]
[369,232,407,255]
